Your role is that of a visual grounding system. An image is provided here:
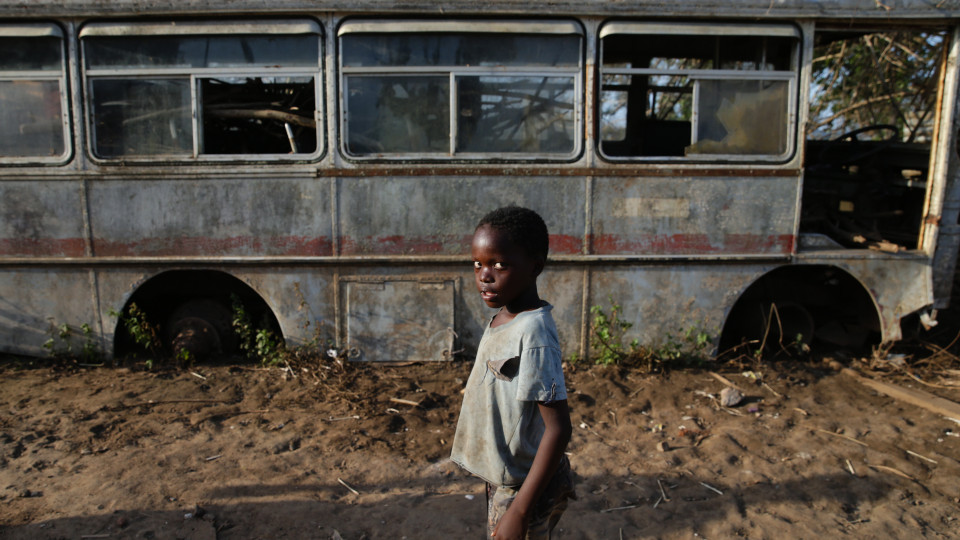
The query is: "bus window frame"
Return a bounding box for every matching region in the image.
[597,21,801,164]
[0,23,72,166]
[79,19,325,164]
[337,18,584,162]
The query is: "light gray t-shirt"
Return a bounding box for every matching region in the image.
[450,304,567,487]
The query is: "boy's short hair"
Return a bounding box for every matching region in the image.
[477,206,549,262]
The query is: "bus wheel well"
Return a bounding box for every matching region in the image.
[718,265,881,357]
[113,270,282,360]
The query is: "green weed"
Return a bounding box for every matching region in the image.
[588,299,639,366]
[43,319,102,364]
[231,294,286,366]
[111,303,161,367]
[586,297,714,372]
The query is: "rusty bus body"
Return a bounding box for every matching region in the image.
[1,0,959,361]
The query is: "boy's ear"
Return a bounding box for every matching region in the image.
[533,257,545,277]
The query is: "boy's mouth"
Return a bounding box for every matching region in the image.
[480,289,497,302]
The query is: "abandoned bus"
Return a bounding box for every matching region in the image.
[1,0,959,362]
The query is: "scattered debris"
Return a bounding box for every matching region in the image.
[870,464,917,482]
[815,428,869,448]
[762,382,782,398]
[700,482,724,496]
[389,397,422,408]
[657,478,671,502]
[657,441,670,453]
[720,387,743,407]
[710,372,744,391]
[842,368,960,421]
[337,477,360,495]
[601,504,639,513]
[905,449,937,464]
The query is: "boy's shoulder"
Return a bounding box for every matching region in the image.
[510,304,559,348]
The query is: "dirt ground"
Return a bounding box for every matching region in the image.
[2,349,960,540]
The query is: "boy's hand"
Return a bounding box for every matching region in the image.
[491,505,527,539]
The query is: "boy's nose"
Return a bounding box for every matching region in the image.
[478,268,494,282]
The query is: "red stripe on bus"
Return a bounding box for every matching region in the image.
[0,234,793,257]
[338,234,583,256]
[93,236,334,257]
[0,238,87,257]
[590,234,795,255]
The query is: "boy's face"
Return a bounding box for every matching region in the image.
[471,224,542,310]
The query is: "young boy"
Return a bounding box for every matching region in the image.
[451,206,575,539]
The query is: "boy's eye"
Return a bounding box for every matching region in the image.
[473,261,481,269]
[493,262,505,270]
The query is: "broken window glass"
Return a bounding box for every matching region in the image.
[598,23,799,161]
[81,21,322,160]
[800,29,947,252]
[456,76,575,154]
[339,20,581,160]
[344,75,449,154]
[0,27,67,161]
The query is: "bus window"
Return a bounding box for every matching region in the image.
[80,20,322,160]
[801,28,946,252]
[599,23,799,162]
[0,24,68,162]
[339,20,582,160]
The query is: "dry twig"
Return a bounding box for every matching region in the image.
[816,428,869,448]
[337,477,361,495]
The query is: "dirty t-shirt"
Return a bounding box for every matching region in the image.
[450,304,567,488]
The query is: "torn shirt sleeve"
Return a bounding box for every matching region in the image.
[515,345,567,403]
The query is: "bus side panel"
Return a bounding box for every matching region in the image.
[336,176,586,256]
[796,255,933,342]
[0,268,98,356]
[238,268,336,349]
[587,264,768,349]
[87,177,333,257]
[537,266,587,359]
[0,181,87,257]
[590,176,800,256]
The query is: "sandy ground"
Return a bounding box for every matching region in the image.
[2,354,960,540]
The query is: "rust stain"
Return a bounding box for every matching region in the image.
[93,236,333,257]
[590,234,795,255]
[0,238,86,257]
[325,167,801,178]
[1,234,791,258]
[549,234,583,255]
[338,234,583,256]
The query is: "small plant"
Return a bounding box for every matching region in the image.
[43,319,103,364]
[111,304,161,367]
[79,323,101,363]
[232,294,286,366]
[589,298,639,366]
[586,297,714,372]
[175,347,194,366]
[654,325,714,366]
[43,320,73,359]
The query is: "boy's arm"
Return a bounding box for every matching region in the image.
[492,399,572,539]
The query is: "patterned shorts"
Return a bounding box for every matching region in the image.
[486,457,576,539]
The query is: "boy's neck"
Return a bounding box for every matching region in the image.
[492,287,544,327]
